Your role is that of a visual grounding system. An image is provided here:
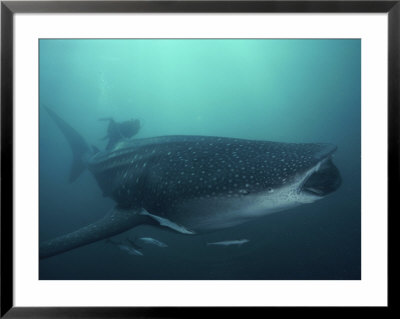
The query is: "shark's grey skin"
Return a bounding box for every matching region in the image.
[39,107,341,259]
[207,239,250,246]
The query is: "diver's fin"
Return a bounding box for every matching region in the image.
[40,207,150,259]
[139,211,195,235]
[43,106,90,182]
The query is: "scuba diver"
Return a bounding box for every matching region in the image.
[100,117,141,150]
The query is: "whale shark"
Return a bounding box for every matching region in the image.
[39,106,341,259]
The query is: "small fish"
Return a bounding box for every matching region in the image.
[105,237,143,256]
[117,244,144,256]
[207,239,250,247]
[138,237,168,248]
[126,237,143,250]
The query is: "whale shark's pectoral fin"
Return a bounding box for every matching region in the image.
[40,207,151,260]
[139,211,196,235]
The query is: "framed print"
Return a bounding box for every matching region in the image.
[1,0,395,317]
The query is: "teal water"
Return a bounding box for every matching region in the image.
[39,39,360,280]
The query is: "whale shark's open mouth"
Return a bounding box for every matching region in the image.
[301,157,341,197]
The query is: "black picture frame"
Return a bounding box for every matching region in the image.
[1,1,396,317]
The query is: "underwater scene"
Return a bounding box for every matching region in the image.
[39,39,360,280]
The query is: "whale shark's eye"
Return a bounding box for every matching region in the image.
[267,187,274,193]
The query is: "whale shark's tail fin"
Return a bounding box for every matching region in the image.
[43,106,90,182]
